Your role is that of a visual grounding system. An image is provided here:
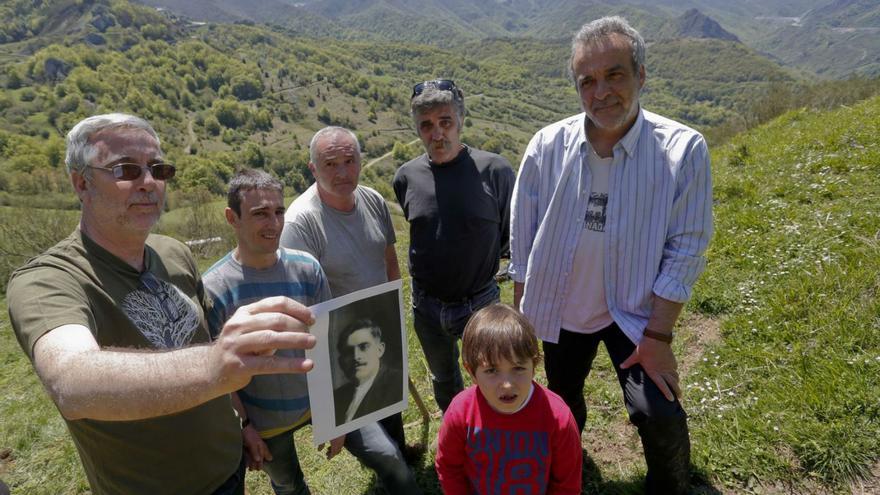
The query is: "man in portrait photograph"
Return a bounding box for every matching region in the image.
[334,318,404,426]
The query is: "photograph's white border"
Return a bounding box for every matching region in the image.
[306,279,408,445]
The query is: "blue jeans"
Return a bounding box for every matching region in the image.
[543,324,691,495]
[411,280,500,412]
[262,422,420,495]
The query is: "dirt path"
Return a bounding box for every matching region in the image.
[363,138,421,170]
[183,117,196,155]
[851,461,880,495]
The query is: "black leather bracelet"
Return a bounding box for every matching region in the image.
[643,328,673,343]
[241,417,251,429]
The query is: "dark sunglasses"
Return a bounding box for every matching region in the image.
[411,79,460,99]
[140,271,181,323]
[88,162,176,181]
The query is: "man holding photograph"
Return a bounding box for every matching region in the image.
[7,114,317,495]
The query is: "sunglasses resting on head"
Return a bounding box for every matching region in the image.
[411,79,462,99]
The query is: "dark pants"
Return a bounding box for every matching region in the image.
[211,455,246,495]
[412,280,500,412]
[543,324,691,495]
[343,420,422,494]
[253,415,416,495]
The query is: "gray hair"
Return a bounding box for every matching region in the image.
[410,86,465,131]
[65,113,160,175]
[309,126,361,165]
[568,16,646,83]
[227,168,283,216]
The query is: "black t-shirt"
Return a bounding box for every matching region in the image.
[393,146,515,301]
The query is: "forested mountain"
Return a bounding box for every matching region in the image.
[135,0,709,42]
[1,0,813,207]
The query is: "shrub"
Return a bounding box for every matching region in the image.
[0,207,80,292]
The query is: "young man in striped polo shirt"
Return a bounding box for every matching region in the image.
[203,169,341,495]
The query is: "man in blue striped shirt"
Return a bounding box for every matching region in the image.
[510,16,713,495]
[204,169,343,495]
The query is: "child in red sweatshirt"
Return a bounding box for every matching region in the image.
[436,304,582,494]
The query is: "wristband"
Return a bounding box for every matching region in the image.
[643,328,673,343]
[241,417,251,429]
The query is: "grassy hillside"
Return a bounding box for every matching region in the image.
[689,94,880,491]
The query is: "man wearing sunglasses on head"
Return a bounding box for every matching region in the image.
[7,113,319,495]
[392,80,515,413]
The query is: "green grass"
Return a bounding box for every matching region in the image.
[2,98,879,493]
[0,296,91,493]
[687,95,880,492]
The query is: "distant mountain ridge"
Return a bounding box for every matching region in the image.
[140,0,297,23]
[752,0,880,76]
[131,0,878,76]
[801,0,880,27]
[135,0,728,41]
[661,8,740,41]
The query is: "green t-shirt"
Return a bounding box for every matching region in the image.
[7,229,241,494]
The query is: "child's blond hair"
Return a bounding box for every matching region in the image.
[462,304,541,372]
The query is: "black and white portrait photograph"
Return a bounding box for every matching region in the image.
[330,299,404,426]
[306,280,408,445]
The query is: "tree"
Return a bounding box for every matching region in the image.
[140,23,168,41]
[391,141,418,162]
[6,69,23,89]
[253,109,272,131]
[317,106,331,124]
[212,99,249,129]
[231,74,262,100]
[204,115,221,136]
[175,158,232,195]
[206,66,226,91]
[241,143,265,168]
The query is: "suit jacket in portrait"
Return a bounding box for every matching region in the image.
[334,365,404,426]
